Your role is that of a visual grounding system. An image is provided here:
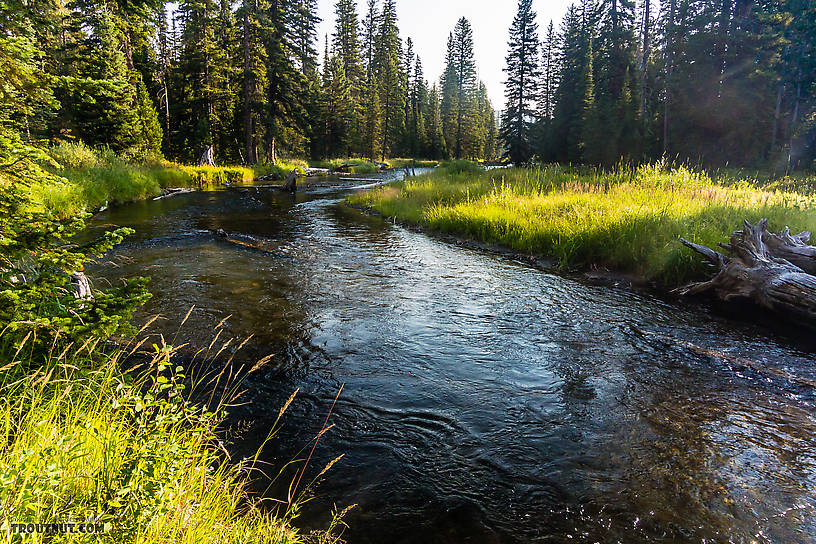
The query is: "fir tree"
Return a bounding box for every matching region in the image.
[501,0,540,164]
[451,17,476,159]
[374,0,404,160]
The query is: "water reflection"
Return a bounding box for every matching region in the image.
[90,173,816,543]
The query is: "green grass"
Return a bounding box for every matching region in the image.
[348,162,816,285]
[307,158,381,174]
[386,158,440,169]
[307,158,440,173]
[33,143,256,219]
[0,331,347,543]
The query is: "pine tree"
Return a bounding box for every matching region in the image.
[319,51,352,157]
[426,83,447,159]
[536,20,557,160]
[501,0,539,164]
[237,0,265,163]
[551,3,593,163]
[451,17,476,159]
[580,37,604,164]
[439,33,458,158]
[174,0,218,161]
[211,0,239,162]
[407,55,427,157]
[54,0,162,156]
[291,0,320,76]
[374,0,404,160]
[361,0,381,160]
[332,0,363,154]
[261,0,307,163]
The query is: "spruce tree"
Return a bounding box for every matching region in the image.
[501,0,539,164]
[451,17,476,159]
[374,0,404,160]
[439,33,458,158]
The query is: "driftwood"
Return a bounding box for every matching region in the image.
[214,229,284,256]
[678,219,816,321]
[153,187,197,200]
[280,169,298,193]
[761,226,816,274]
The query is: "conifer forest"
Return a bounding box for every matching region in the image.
[4,0,815,169]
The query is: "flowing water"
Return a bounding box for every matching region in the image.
[89,171,816,543]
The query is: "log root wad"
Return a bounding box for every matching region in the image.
[677,219,816,320]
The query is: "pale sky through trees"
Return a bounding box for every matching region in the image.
[316,0,574,109]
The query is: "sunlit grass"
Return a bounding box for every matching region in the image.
[0,330,347,544]
[348,162,816,285]
[386,158,440,169]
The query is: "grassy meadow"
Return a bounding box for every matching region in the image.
[348,162,816,285]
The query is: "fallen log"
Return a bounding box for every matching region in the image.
[677,219,816,322]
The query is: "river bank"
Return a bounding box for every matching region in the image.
[346,162,816,287]
[1,141,348,543]
[33,143,440,219]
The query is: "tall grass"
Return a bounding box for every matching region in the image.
[348,162,816,285]
[307,158,381,174]
[0,329,347,543]
[35,143,256,218]
[386,158,440,169]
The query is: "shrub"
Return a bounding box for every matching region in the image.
[49,141,100,169]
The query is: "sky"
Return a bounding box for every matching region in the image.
[316,0,575,110]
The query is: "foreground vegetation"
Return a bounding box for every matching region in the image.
[0,334,335,543]
[349,163,816,285]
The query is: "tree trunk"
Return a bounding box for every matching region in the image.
[663,0,676,157]
[771,82,784,152]
[761,226,816,274]
[71,271,93,308]
[640,0,651,117]
[677,219,816,322]
[198,145,215,166]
